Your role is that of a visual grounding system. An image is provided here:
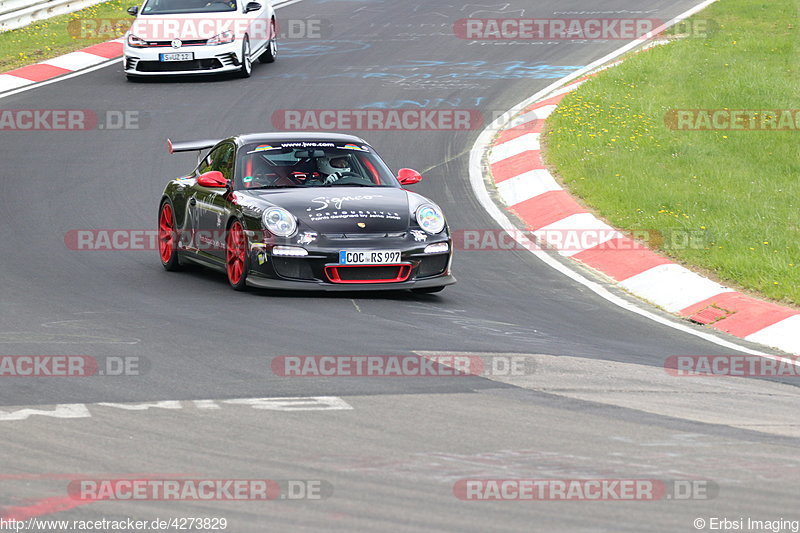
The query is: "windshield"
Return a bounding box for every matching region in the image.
[234,141,401,190]
[140,0,237,15]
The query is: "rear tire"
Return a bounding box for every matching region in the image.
[259,20,277,63]
[226,220,250,291]
[238,37,252,78]
[411,286,445,294]
[158,200,182,271]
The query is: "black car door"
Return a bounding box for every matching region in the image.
[193,142,236,261]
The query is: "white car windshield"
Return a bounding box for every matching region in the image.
[141,0,237,15]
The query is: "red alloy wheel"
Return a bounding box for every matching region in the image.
[158,203,175,264]
[226,221,247,286]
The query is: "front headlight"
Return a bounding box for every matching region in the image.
[262,207,297,237]
[416,204,445,234]
[207,31,235,45]
[127,33,148,48]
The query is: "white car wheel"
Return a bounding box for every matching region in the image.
[259,21,278,63]
[238,37,252,78]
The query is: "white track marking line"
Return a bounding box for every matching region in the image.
[0,396,352,421]
[0,404,92,421]
[273,0,303,7]
[547,80,589,98]
[224,396,354,411]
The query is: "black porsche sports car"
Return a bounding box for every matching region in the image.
[158,133,455,292]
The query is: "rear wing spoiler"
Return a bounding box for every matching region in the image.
[167,138,221,154]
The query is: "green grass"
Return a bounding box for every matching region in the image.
[544,0,800,306]
[0,0,130,72]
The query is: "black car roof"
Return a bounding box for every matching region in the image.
[235,132,368,146]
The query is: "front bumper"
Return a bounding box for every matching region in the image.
[123,40,241,75]
[246,273,456,291]
[245,235,455,291]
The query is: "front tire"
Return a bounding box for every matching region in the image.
[238,37,252,78]
[158,200,182,271]
[259,20,278,63]
[226,220,249,290]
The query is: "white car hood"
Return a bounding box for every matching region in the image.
[130,12,257,41]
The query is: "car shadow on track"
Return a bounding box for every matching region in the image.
[126,72,241,84]
[169,262,448,301]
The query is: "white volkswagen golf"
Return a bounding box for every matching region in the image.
[123,0,277,79]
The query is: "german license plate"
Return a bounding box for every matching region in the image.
[160,52,193,62]
[338,250,402,265]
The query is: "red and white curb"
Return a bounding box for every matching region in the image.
[482,74,799,356]
[0,39,123,94]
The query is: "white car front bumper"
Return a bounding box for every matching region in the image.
[123,39,243,76]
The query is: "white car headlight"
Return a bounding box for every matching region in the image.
[416,204,445,234]
[127,33,148,48]
[263,207,297,237]
[207,31,235,45]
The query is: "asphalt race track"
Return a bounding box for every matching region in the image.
[1,1,799,531]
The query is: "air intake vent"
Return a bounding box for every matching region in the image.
[325,265,412,284]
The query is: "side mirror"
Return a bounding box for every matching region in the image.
[397,168,422,186]
[244,2,261,13]
[127,5,139,15]
[196,170,229,188]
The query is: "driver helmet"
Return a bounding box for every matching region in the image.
[317,155,350,176]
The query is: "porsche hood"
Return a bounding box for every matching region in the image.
[243,187,414,234]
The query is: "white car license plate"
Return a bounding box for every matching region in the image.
[338,250,402,265]
[160,52,194,62]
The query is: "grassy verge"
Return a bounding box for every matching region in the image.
[545,0,799,306]
[0,0,130,72]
